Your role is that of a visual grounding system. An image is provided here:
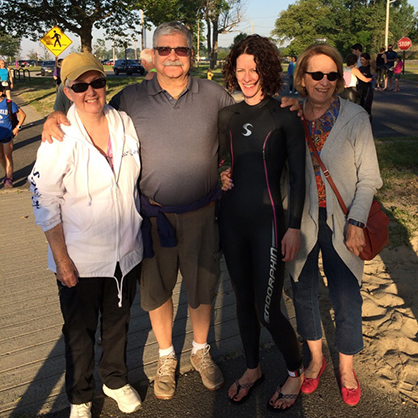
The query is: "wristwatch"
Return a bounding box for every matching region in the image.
[348,218,365,229]
[17,125,22,130]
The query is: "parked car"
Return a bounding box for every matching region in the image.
[40,61,56,76]
[113,59,145,75]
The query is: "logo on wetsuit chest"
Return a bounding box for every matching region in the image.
[242,123,253,137]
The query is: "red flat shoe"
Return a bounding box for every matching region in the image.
[341,370,361,406]
[300,357,326,394]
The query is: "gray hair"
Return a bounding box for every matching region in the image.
[140,49,153,63]
[153,21,193,49]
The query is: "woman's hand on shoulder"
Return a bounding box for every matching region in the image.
[42,111,70,143]
[281,228,301,262]
[220,168,234,191]
[345,223,366,257]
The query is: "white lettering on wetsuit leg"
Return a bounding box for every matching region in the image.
[264,247,278,323]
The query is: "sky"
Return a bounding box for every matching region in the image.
[19,0,418,59]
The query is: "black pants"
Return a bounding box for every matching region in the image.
[57,264,139,404]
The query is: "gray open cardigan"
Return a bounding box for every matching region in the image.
[288,97,383,285]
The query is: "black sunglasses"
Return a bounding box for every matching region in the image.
[70,78,107,93]
[154,46,191,57]
[306,71,339,82]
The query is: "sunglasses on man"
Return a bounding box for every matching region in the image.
[70,78,107,93]
[154,47,191,57]
[306,71,339,82]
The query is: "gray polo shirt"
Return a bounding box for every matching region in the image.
[109,76,234,206]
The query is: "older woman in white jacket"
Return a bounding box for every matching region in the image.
[29,53,143,418]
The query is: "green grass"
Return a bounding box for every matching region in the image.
[375,137,418,246]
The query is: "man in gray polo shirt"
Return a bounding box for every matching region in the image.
[109,21,233,400]
[42,21,234,401]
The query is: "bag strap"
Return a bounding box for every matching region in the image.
[303,120,349,215]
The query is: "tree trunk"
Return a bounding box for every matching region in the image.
[210,17,219,69]
[79,21,94,53]
[206,18,212,59]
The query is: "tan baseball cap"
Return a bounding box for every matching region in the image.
[61,52,105,84]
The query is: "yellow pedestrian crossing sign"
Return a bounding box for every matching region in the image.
[40,26,73,57]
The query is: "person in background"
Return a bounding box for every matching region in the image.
[219,35,306,411]
[53,83,72,114]
[0,59,13,100]
[393,56,403,92]
[287,55,297,94]
[375,47,387,91]
[207,68,214,80]
[384,44,397,91]
[350,43,362,68]
[53,58,63,89]
[29,52,143,418]
[291,43,382,407]
[357,53,374,118]
[0,84,26,189]
[139,49,156,80]
[340,54,372,105]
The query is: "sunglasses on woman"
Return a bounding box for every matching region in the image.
[70,78,107,93]
[154,47,191,57]
[306,71,339,81]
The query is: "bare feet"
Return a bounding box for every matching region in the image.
[228,366,263,403]
[269,375,303,410]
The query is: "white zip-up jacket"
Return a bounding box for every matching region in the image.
[29,104,143,303]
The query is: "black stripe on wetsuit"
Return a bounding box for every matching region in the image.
[219,96,305,370]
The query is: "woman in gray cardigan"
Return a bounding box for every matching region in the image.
[289,44,382,407]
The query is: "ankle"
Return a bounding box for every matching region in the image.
[159,345,175,358]
[191,340,207,355]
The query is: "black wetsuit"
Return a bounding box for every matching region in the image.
[218,96,305,371]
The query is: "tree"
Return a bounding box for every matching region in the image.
[202,0,247,68]
[231,32,248,47]
[0,34,21,61]
[93,39,108,60]
[272,0,417,57]
[0,1,143,53]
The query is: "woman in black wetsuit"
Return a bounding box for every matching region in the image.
[218,35,306,411]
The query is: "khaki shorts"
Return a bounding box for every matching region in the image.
[140,202,221,311]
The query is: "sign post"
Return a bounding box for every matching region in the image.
[398,37,412,75]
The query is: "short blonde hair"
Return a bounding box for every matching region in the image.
[294,44,345,98]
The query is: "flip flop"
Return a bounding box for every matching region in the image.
[267,385,299,412]
[228,374,265,405]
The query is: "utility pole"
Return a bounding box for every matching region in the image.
[141,10,145,50]
[385,0,396,49]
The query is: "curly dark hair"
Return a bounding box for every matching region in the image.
[223,35,283,96]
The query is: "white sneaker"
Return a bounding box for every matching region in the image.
[70,402,92,418]
[103,384,141,413]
